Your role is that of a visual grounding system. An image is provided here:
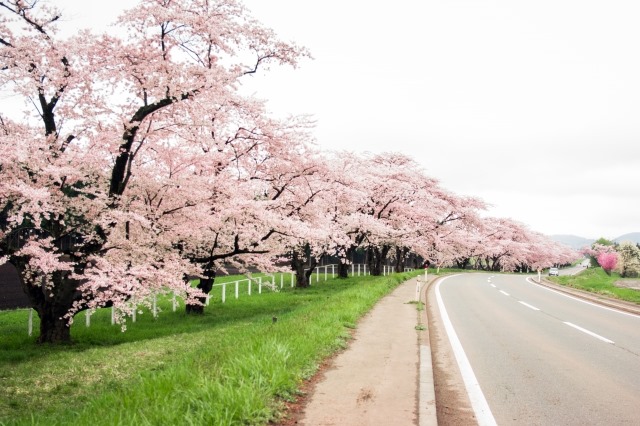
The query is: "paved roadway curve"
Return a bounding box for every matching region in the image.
[437,273,640,425]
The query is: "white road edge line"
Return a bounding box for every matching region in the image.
[564,322,615,344]
[436,275,497,426]
[499,290,509,296]
[518,301,540,311]
[525,277,640,319]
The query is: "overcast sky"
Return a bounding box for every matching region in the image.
[52,1,640,239]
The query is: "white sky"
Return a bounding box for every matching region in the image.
[43,1,640,239]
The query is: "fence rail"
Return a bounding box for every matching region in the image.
[23,264,415,335]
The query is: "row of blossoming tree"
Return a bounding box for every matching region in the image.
[584,241,640,277]
[0,0,577,343]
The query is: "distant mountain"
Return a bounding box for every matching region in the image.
[614,232,640,245]
[550,232,640,249]
[550,235,595,250]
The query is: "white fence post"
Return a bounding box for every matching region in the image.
[332,264,335,278]
[280,274,284,289]
[358,264,361,276]
[291,272,294,287]
[28,309,33,336]
[85,310,91,327]
[132,305,136,323]
[258,277,262,294]
[235,281,239,299]
[111,306,115,325]
[351,264,354,276]
[152,294,157,318]
[222,283,226,303]
[172,292,177,312]
[248,279,252,296]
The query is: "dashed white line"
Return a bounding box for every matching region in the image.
[499,290,510,296]
[564,322,614,344]
[490,284,496,288]
[518,301,540,311]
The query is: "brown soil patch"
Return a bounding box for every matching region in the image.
[614,279,640,290]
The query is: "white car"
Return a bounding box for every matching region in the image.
[549,267,559,276]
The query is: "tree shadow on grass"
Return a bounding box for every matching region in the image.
[0,274,391,363]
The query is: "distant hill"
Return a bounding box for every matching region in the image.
[614,232,640,245]
[550,235,595,250]
[550,232,640,249]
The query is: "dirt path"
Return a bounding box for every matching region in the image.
[290,277,427,426]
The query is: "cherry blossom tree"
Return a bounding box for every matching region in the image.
[618,241,640,278]
[0,0,308,343]
[597,251,618,275]
[322,152,487,276]
[470,217,576,273]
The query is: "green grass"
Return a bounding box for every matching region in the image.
[549,267,640,304]
[0,269,423,426]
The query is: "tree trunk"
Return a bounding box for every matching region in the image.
[337,262,349,279]
[367,245,390,276]
[37,308,72,344]
[394,246,409,273]
[186,270,215,314]
[456,257,470,270]
[336,245,355,278]
[17,266,81,344]
[291,247,317,288]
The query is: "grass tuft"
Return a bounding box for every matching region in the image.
[550,267,640,304]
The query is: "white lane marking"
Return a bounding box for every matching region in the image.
[436,276,497,426]
[499,290,509,296]
[490,284,496,288]
[525,277,640,319]
[518,301,540,311]
[564,322,615,344]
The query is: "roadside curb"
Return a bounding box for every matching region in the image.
[534,277,640,316]
[418,273,445,426]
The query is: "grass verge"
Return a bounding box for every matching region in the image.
[0,270,423,425]
[549,267,640,304]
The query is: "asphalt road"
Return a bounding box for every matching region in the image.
[436,273,640,425]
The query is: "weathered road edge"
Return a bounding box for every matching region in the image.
[419,273,439,426]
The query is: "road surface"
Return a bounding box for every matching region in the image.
[435,273,640,425]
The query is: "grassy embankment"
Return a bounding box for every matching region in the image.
[0,269,424,425]
[549,267,640,304]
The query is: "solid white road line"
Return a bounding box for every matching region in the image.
[436,276,497,426]
[564,322,615,344]
[518,301,540,311]
[525,277,640,319]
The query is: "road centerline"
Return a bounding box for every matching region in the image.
[518,301,540,311]
[564,322,615,344]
